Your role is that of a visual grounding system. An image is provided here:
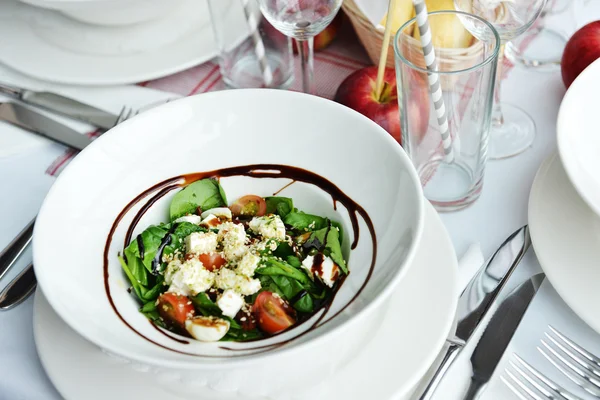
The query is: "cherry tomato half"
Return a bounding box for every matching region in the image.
[230,195,267,217]
[157,293,195,330]
[252,291,296,335]
[198,253,227,272]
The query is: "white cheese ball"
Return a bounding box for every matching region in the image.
[248,215,286,240]
[217,289,245,318]
[218,222,248,261]
[301,254,340,288]
[164,258,215,296]
[174,214,202,225]
[236,252,261,277]
[185,231,218,255]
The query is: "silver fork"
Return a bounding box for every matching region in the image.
[501,353,582,400]
[540,325,600,398]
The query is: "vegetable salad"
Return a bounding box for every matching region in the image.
[118,178,348,342]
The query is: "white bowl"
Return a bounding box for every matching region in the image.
[557,58,600,218]
[18,0,182,26]
[33,89,424,396]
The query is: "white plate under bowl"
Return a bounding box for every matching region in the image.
[33,89,425,396]
[34,201,458,400]
[529,153,600,334]
[0,0,245,85]
[557,58,600,218]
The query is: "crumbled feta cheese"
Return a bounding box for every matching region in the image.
[219,222,248,261]
[200,214,221,228]
[249,215,286,240]
[174,214,202,225]
[301,254,340,288]
[236,275,261,296]
[185,231,218,255]
[185,316,230,342]
[215,268,238,290]
[164,258,215,296]
[201,207,232,220]
[217,289,244,318]
[237,252,261,277]
[215,267,261,295]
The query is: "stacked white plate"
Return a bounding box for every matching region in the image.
[0,0,247,85]
[529,58,600,335]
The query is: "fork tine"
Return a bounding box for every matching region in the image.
[549,326,600,370]
[503,369,546,400]
[545,332,600,379]
[512,355,577,400]
[539,343,600,397]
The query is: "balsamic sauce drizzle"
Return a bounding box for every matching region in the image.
[103,164,377,358]
[136,235,145,260]
[151,224,177,275]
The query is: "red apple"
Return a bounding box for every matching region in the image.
[293,13,343,54]
[562,21,600,88]
[334,66,429,145]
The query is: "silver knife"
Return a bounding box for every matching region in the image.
[463,273,545,399]
[419,226,531,399]
[0,82,119,130]
[0,102,92,151]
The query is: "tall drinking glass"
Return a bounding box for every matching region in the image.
[454,0,546,159]
[255,0,343,94]
[395,11,500,211]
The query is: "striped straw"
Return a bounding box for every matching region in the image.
[241,0,273,87]
[412,0,454,163]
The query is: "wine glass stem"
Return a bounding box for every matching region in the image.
[492,44,506,127]
[296,37,315,94]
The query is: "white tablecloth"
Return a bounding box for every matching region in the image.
[0,10,591,400]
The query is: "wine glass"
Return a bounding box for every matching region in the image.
[255,0,343,94]
[455,0,546,159]
[504,0,571,71]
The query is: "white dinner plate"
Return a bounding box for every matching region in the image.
[0,0,245,85]
[557,58,600,217]
[34,201,458,400]
[529,153,600,334]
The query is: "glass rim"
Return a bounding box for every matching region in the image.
[393,10,501,75]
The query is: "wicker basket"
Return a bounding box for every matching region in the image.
[342,0,484,80]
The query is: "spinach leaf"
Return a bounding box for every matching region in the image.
[118,255,146,301]
[123,246,149,287]
[257,275,287,299]
[256,257,310,284]
[331,221,344,247]
[293,293,314,313]
[191,293,222,316]
[265,196,293,218]
[141,275,165,302]
[272,241,294,258]
[326,226,347,274]
[305,226,347,274]
[222,327,263,342]
[169,179,227,221]
[124,224,170,273]
[286,255,302,268]
[141,308,166,329]
[271,275,304,300]
[283,212,328,231]
[140,300,157,313]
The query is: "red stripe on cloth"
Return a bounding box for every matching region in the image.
[45,129,101,176]
[202,74,223,93]
[188,65,220,96]
[46,150,76,176]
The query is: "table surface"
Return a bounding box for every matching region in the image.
[0,7,592,400]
